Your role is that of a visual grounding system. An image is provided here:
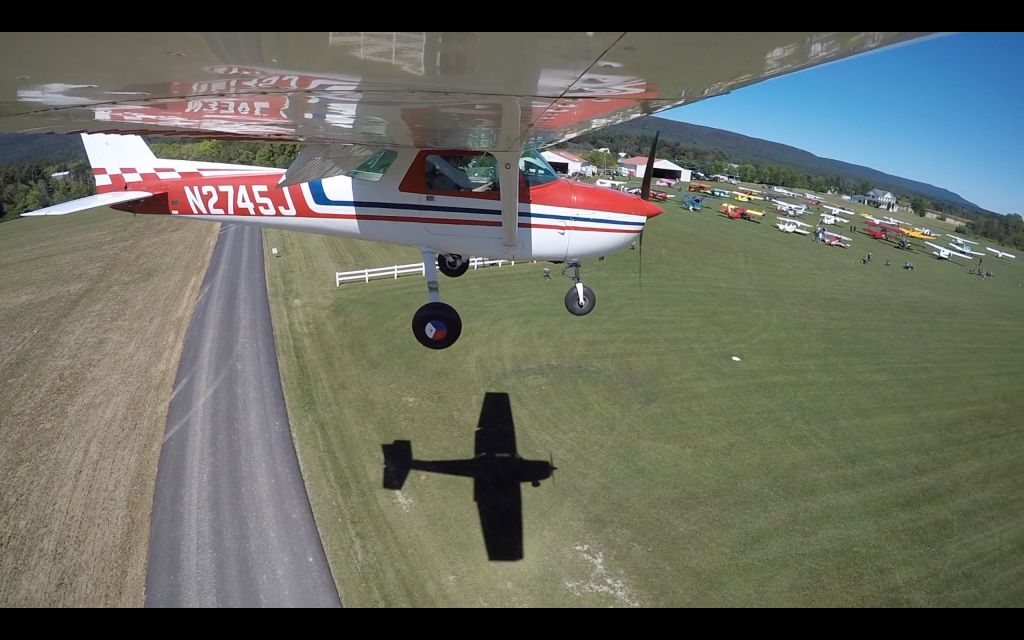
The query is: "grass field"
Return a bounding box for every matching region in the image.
[265,204,1024,607]
[0,212,216,607]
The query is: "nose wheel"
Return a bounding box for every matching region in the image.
[564,283,596,316]
[562,260,596,316]
[438,253,469,278]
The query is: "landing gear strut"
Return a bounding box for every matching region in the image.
[437,253,469,278]
[411,249,462,349]
[562,260,596,316]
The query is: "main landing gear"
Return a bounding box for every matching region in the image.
[411,251,465,350]
[410,251,596,350]
[561,260,596,316]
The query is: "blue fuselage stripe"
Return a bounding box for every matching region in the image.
[307,180,645,227]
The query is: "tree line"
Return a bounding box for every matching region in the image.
[0,161,93,222]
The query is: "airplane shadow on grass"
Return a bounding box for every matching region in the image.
[382,392,555,561]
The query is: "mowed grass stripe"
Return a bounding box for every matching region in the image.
[265,204,1023,606]
[0,212,217,607]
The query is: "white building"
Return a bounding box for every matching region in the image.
[618,156,691,182]
[866,189,898,211]
[541,150,586,175]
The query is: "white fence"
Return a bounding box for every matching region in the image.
[336,257,523,286]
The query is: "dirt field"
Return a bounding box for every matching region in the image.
[0,212,217,606]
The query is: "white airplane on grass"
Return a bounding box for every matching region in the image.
[0,32,930,349]
[947,236,985,257]
[986,247,1016,259]
[819,212,850,225]
[775,201,807,216]
[775,217,811,235]
[926,241,973,261]
[881,216,909,226]
[822,204,855,217]
[947,234,977,244]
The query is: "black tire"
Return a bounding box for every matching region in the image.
[564,284,596,316]
[437,253,469,278]
[411,302,462,349]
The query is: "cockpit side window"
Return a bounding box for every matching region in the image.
[425,153,499,193]
[349,149,397,182]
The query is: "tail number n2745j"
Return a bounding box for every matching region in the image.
[183,184,296,216]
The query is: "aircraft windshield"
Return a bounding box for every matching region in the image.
[519,150,558,187]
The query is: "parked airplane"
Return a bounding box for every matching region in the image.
[926,241,973,261]
[946,236,985,256]
[819,212,850,225]
[902,228,936,240]
[2,32,928,349]
[986,247,1016,259]
[881,216,909,226]
[720,203,763,222]
[822,204,855,218]
[775,217,811,235]
[822,230,852,248]
[775,201,807,216]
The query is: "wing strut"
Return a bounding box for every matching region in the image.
[493,151,520,250]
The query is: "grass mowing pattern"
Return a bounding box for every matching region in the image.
[265,205,1024,606]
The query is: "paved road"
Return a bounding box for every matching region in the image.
[146,224,341,608]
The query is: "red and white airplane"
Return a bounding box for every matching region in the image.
[822,230,852,247]
[0,32,928,349]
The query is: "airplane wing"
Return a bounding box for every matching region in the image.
[19,191,155,216]
[475,392,517,457]
[987,247,1015,258]
[0,32,927,151]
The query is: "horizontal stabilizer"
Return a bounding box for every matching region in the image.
[21,191,154,216]
[382,440,413,490]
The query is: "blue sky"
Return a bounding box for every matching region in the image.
[660,33,1024,215]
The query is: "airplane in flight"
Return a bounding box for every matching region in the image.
[0,32,929,349]
[925,241,974,262]
[986,247,1016,259]
[381,392,554,561]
